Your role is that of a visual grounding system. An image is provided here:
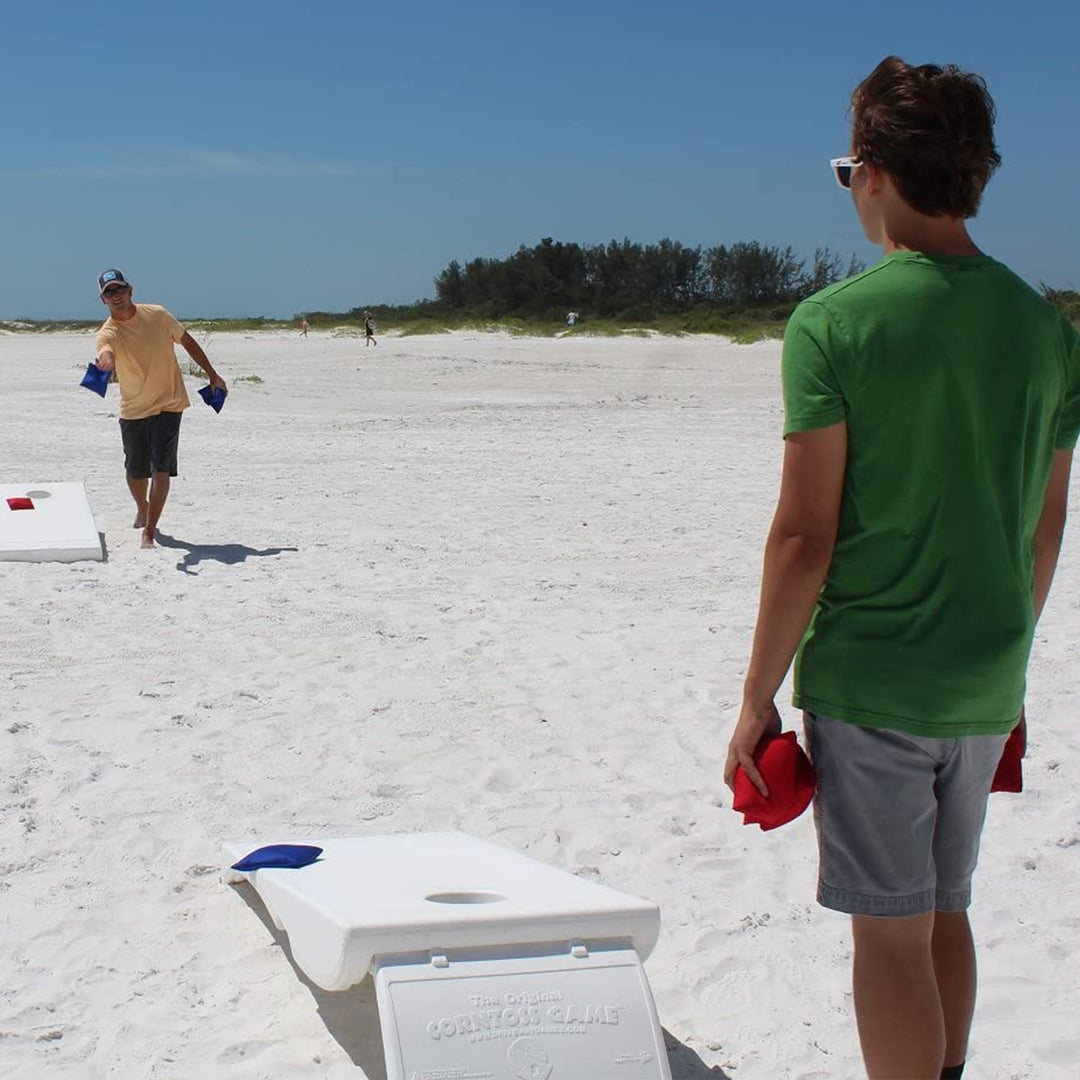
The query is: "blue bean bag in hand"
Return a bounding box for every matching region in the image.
[230,844,323,872]
[80,362,111,397]
[198,385,227,413]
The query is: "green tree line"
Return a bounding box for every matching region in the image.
[433,237,867,319]
[1040,285,1080,324]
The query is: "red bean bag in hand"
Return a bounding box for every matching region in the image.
[991,720,1025,793]
[732,730,817,830]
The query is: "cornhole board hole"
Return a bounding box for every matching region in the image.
[223,832,672,1080]
[0,482,103,563]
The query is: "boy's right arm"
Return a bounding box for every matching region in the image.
[1033,448,1072,623]
[1020,449,1071,749]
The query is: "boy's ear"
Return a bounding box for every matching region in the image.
[861,160,887,196]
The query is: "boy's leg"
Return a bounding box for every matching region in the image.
[807,716,1007,1079]
[805,715,945,1077]
[929,732,1007,1074]
[852,912,945,1079]
[932,910,976,1071]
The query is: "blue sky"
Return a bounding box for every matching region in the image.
[1,0,1076,320]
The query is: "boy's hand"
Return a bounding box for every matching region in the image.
[724,700,782,797]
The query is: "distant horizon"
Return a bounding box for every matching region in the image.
[3,233,1076,325]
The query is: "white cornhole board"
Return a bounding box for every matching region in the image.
[223,832,672,1080]
[0,482,103,563]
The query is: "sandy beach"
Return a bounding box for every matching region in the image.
[2,328,1078,1079]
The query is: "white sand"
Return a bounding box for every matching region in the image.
[1,329,1078,1079]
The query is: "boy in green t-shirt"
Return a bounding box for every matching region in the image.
[723,57,1080,1079]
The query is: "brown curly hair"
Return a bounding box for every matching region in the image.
[851,56,1001,219]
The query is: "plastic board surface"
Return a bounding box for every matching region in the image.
[222,833,660,991]
[0,482,103,562]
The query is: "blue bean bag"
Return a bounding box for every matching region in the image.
[198,385,228,413]
[230,844,323,872]
[80,362,111,397]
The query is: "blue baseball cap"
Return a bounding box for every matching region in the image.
[98,269,130,295]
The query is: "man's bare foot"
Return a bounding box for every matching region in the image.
[140,528,156,549]
[133,512,147,528]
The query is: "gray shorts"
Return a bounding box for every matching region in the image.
[804,712,1009,917]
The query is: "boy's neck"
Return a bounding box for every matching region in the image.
[880,215,983,258]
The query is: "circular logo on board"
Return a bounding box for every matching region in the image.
[507,1036,553,1080]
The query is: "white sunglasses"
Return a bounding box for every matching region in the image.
[829,156,863,189]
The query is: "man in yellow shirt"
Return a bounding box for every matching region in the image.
[94,269,228,550]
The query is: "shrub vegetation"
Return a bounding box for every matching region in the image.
[3,241,1075,339]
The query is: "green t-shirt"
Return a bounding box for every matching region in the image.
[784,251,1080,737]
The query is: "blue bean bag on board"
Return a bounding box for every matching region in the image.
[230,844,323,872]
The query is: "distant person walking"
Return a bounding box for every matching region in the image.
[364,311,377,346]
[566,311,579,326]
[724,57,1079,1079]
[94,269,227,550]
[299,317,309,338]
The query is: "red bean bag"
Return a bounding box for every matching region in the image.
[732,730,817,830]
[991,721,1025,793]
[6,497,34,510]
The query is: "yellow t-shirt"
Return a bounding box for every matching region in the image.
[95,304,191,420]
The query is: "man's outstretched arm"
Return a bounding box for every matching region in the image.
[724,421,847,796]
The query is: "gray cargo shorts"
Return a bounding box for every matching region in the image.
[804,712,1010,917]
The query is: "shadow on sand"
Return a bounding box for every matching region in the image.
[155,533,297,575]
[233,884,388,1077]
[664,1036,734,1079]
[231,884,733,1080]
